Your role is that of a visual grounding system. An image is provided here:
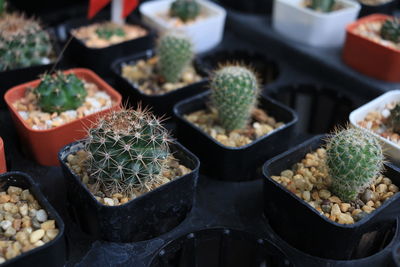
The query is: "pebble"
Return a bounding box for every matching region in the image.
[319,189,331,199]
[338,213,354,224]
[35,209,48,222]
[331,204,342,217]
[376,184,388,193]
[29,229,45,244]
[340,203,351,213]
[1,220,11,230]
[361,189,376,203]
[302,191,311,202]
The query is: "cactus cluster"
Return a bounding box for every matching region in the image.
[169,0,200,22]
[95,22,125,40]
[210,65,259,131]
[326,127,384,202]
[309,0,335,12]
[35,72,87,113]
[381,18,400,43]
[0,13,53,71]
[157,32,193,83]
[85,108,171,195]
[388,103,400,134]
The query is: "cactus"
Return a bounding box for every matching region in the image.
[381,18,400,43]
[310,0,335,12]
[157,32,193,83]
[210,65,259,131]
[35,72,87,113]
[0,0,5,16]
[95,22,125,40]
[85,108,171,195]
[0,13,53,71]
[388,103,400,134]
[326,127,384,202]
[169,0,200,22]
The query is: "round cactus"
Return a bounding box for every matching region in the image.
[169,0,200,22]
[0,13,53,71]
[210,65,259,131]
[85,108,171,195]
[310,0,335,12]
[95,22,125,40]
[326,127,384,202]
[35,72,87,113]
[157,32,193,83]
[388,103,400,134]
[381,18,400,43]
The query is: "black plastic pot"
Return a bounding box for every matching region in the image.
[174,91,298,181]
[58,140,200,243]
[358,0,398,17]
[149,228,293,267]
[393,241,400,267]
[111,49,208,116]
[216,0,273,14]
[63,15,155,77]
[262,135,400,260]
[0,171,66,267]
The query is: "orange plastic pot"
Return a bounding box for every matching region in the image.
[4,68,122,166]
[343,14,400,82]
[0,137,6,173]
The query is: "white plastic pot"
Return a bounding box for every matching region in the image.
[139,0,226,53]
[272,0,361,47]
[350,90,400,163]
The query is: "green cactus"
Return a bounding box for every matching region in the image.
[381,18,400,43]
[85,108,171,195]
[326,127,384,202]
[95,22,125,40]
[388,103,400,134]
[35,72,87,113]
[169,0,200,22]
[157,32,193,83]
[309,0,335,12]
[210,65,259,131]
[0,0,5,16]
[0,13,53,71]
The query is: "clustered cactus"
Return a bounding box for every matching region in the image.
[210,65,259,131]
[169,0,200,22]
[381,18,400,43]
[157,32,193,83]
[388,103,400,134]
[85,108,171,195]
[35,72,87,113]
[326,127,384,202]
[95,23,126,40]
[309,0,335,12]
[0,13,53,71]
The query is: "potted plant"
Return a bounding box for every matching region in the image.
[358,0,398,18]
[0,137,6,174]
[4,68,122,166]
[0,171,65,266]
[343,14,400,82]
[139,0,227,53]
[272,0,361,47]
[112,31,207,116]
[58,107,200,242]
[262,127,400,260]
[174,64,297,181]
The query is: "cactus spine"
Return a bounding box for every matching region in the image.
[35,72,87,113]
[0,13,53,71]
[388,103,400,134]
[326,128,384,202]
[170,0,200,22]
[95,22,125,40]
[310,0,335,12]
[381,18,400,43]
[85,108,171,195]
[157,32,193,83]
[210,65,259,131]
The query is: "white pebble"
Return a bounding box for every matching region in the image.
[103,198,114,206]
[64,110,78,118]
[0,220,11,230]
[381,109,390,118]
[36,209,48,222]
[18,111,29,120]
[86,97,101,109]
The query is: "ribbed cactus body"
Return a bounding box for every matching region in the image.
[0,13,53,71]
[170,0,200,22]
[388,103,400,133]
[95,23,125,40]
[310,0,335,12]
[85,109,171,194]
[326,128,384,202]
[35,72,87,113]
[381,18,400,43]
[157,32,193,83]
[211,65,259,131]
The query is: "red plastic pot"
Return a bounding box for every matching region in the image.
[0,137,6,174]
[4,68,122,166]
[343,14,400,82]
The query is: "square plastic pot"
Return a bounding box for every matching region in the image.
[359,0,398,17]
[139,0,227,53]
[272,0,360,47]
[4,68,122,166]
[262,135,400,260]
[58,140,200,243]
[350,90,400,164]
[0,171,65,267]
[174,91,298,181]
[342,14,400,82]
[111,49,208,116]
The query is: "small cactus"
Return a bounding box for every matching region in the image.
[388,103,400,134]
[326,127,384,202]
[169,0,200,22]
[35,72,87,113]
[157,32,193,83]
[210,65,259,131]
[310,0,335,12]
[0,0,5,16]
[0,13,53,71]
[95,22,125,40]
[85,108,171,195]
[381,18,400,43]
